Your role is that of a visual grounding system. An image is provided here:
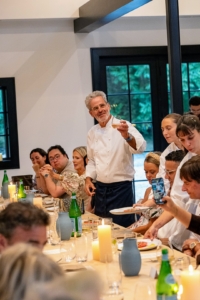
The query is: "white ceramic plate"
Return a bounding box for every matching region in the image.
[110,206,149,215]
[35,193,49,198]
[118,239,161,251]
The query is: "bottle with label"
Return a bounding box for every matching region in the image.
[2,170,9,199]
[17,179,26,199]
[69,192,82,237]
[156,249,178,300]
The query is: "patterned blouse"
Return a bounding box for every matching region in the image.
[130,207,163,230]
[61,171,91,211]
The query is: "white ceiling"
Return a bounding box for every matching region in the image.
[0,0,199,20]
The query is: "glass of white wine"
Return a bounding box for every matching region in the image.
[111,115,122,129]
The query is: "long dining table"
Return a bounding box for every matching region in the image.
[44,212,195,300]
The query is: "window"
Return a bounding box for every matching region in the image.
[0,78,19,169]
[91,45,200,202]
[167,62,200,112]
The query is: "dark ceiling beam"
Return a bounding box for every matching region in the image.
[74,0,152,33]
[165,0,183,114]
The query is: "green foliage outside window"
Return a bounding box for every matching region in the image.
[167,63,200,113]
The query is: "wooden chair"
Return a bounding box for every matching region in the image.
[11,175,33,188]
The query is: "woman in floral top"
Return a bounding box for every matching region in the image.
[129,152,163,234]
[52,146,91,211]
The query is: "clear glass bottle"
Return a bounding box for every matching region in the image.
[156,248,178,300]
[69,192,82,237]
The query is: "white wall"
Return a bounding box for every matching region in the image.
[1,14,200,179]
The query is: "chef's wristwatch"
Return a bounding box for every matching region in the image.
[124,133,133,142]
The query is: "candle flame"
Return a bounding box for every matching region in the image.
[177,284,183,300]
[188,264,194,273]
[102,219,104,225]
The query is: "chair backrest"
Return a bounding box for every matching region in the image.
[12,175,33,188]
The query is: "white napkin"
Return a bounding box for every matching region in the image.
[141,253,157,259]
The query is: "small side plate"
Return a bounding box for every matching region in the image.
[110,206,149,215]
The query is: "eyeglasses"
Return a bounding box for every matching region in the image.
[190,108,200,114]
[49,154,61,162]
[165,169,176,175]
[90,103,107,112]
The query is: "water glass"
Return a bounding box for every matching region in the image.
[75,233,88,262]
[106,253,122,291]
[102,218,113,226]
[60,241,76,263]
[92,218,101,240]
[173,256,191,283]
[123,230,137,239]
[48,212,61,245]
[102,253,123,300]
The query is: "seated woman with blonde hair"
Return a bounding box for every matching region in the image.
[0,243,65,300]
[129,152,163,234]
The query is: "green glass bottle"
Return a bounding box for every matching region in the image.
[156,249,178,300]
[2,170,9,199]
[2,170,9,184]
[69,192,82,237]
[17,179,26,199]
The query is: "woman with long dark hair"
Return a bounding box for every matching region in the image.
[30,148,49,192]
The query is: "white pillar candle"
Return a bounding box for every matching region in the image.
[8,183,16,200]
[98,219,112,263]
[92,240,100,261]
[33,197,43,209]
[180,265,200,300]
[12,194,18,202]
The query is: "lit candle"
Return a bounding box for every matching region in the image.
[13,194,18,202]
[8,183,16,200]
[180,265,200,300]
[92,240,100,261]
[98,219,112,263]
[33,197,43,209]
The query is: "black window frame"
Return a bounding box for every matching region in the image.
[90,45,200,152]
[90,45,200,202]
[0,77,19,170]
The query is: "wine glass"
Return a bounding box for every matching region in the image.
[173,256,191,284]
[133,279,156,300]
[111,115,122,129]
[75,233,88,262]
